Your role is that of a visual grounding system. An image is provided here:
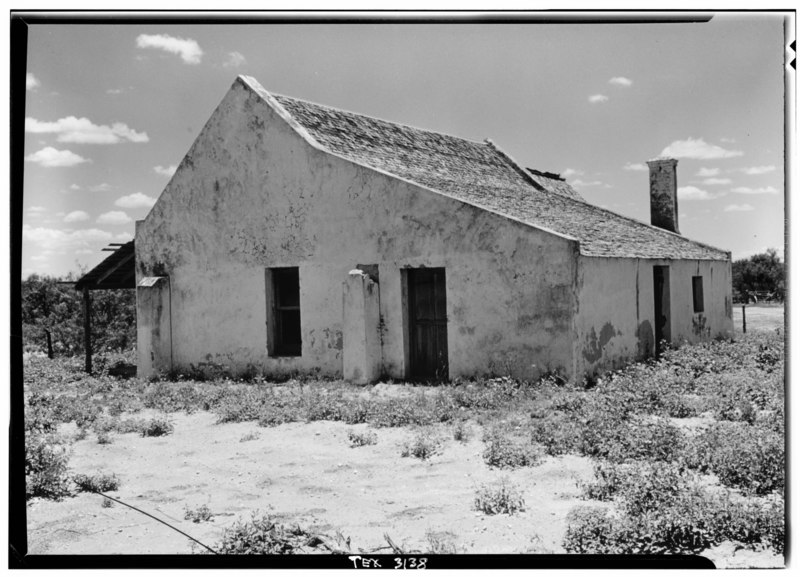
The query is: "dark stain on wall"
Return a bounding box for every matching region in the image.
[692,314,711,339]
[583,322,619,363]
[636,320,654,358]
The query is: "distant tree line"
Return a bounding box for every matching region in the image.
[732,248,785,303]
[21,274,136,358]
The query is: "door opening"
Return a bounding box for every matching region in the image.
[653,265,671,356]
[406,268,448,380]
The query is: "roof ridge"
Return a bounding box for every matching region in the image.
[484,139,547,193]
[270,91,490,147]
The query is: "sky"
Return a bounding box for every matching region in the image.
[20,13,789,279]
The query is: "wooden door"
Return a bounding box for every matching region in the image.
[408,268,448,380]
[653,265,671,356]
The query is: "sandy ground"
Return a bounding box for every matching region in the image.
[25,410,784,567]
[27,412,598,556]
[732,304,784,333]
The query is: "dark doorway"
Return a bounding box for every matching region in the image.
[269,267,301,357]
[653,265,671,356]
[407,268,448,380]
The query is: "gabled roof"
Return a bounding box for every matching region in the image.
[243,77,728,261]
[75,241,135,290]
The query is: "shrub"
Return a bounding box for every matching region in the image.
[581,462,693,516]
[474,477,526,515]
[140,416,174,437]
[401,427,442,460]
[96,430,113,445]
[102,497,114,508]
[482,427,543,469]
[213,387,274,423]
[214,512,316,554]
[567,463,785,555]
[239,431,260,443]
[347,429,377,447]
[368,394,436,428]
[184,504,214,523]
[256,403,301,427]
[144,382,204,413]
[530,414,580,456]
[452,419,471,443]
[562,506,617,553]
[682,422,784,495]
[73,472,120,493]
[25,432,72,501]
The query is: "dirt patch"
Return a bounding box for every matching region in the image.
[27,413,598,555]
[733,305,784,333]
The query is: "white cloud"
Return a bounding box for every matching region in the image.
[23,224,115,255]
[69,184,81,190]
[720,137,736,143]
[660,137,743,160]
[741,165,776,175]
[224,51,246,68]
[64,210,90,223]
[609,77,633,87]
[106,88,124,95]
[154,164,178,177]
[25,147,89,168]
[96,211,132,225]
[26,116,149,144]
[136,33,203,64]
[572,179,605,188]
[115,192,157,209]
[696,167,720,177]
[26,73,40,90]
[678,185,723,200]
[623,162,647,171]
[724,204,755,212]
[731,186,779,195]
[89,183,112,192]
[702,178,732,185]
[588,94,609,104]
[561,168,583,178]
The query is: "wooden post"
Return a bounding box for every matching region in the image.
[742,305,747,334]
[83,287,92,374]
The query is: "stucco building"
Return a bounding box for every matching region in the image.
[135,75,733,383]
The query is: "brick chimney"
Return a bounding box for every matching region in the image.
[647,157,680,234]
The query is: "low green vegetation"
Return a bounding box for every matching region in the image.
[73,472,120,493]
[22,330,784,556]
[473,477,526,515]
[347,428,378,447]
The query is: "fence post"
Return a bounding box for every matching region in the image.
[83,287,92,374]
[742,305,747,334]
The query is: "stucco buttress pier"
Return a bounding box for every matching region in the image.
[342,269,382,384]
[136,76,583,381]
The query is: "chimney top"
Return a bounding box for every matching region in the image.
[647,157,678,166]
[648,158,680,234]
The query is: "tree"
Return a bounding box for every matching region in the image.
[21,275,83,357]
[732,248,785,302]
[21,274,136,357]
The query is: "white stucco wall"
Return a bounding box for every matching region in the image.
[574,256,733,380]
[136,78,579,381]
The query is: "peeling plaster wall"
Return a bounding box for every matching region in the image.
[136,79,578,380]
[574,256,733,379]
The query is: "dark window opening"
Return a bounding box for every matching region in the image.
[692,276,704,313]
[270,267,301,356]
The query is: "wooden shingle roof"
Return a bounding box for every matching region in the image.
[248,77,729,260]
[74,241,135,290]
